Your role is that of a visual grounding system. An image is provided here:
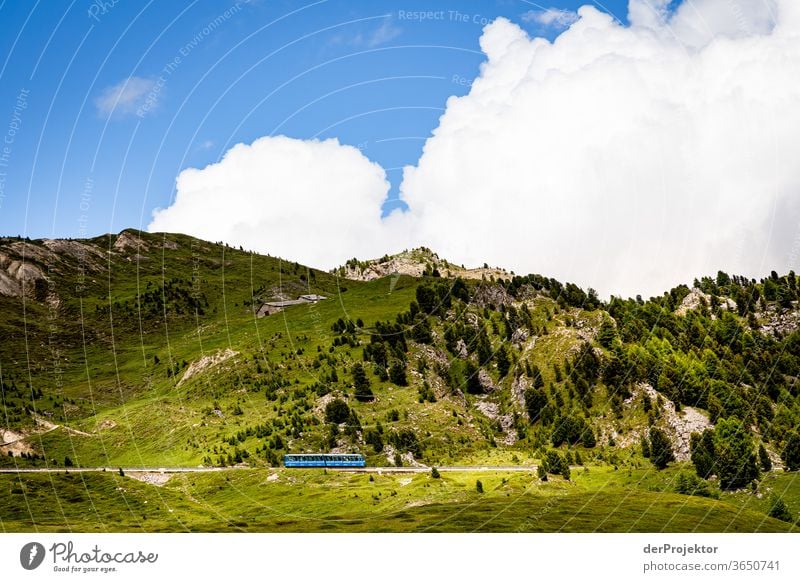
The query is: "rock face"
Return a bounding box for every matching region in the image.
[511,374,529,408]
[675,288,737,316]
[626,383,713,461]
[0,232,133,298]
[473,398,517,445]
[758,304,800,337]
[472,284,513,308]
[178,348,238,386]
[511,327,528,346]
[337,247,511,282]
[0,250,48,297]
[113,230,150,253]
[477,369,498,393]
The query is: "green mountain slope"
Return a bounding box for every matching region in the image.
[1,229,800,531]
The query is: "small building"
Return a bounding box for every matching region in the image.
[299,294,326,302]
[255,294,326,318]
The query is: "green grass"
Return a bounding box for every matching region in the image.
[1,467,795,533]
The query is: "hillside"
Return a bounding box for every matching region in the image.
[1,229,800,531]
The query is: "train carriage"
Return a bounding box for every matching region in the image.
[283,453,365,468]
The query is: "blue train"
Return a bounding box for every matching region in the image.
[283,453,365,468]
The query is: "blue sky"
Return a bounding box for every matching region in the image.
[0,0,631,240]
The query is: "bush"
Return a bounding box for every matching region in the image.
[476,480,484,493]
[674,472,717,498]
[431,467,441,479]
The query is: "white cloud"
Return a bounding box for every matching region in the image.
[149,0,800,299]
[367,18,402,47]
[396,0,800,298]
[94,76,156,118]
[522,8,579,30]
[629,0,779,47]
[329,17,402,48]
[148,136,398,268]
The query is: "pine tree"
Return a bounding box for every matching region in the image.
[690,430,715,479]
[648,428,675,470]
[325,399,350,424]
[641,436,651,458]
[352,363,374,402]
[496,345,511,378]
[782,431,800,471]
[758,443,773,472]
[597,318,616,349]
[714,418,759,490]
[524,388,548,423]
[768,495,794,523]
[389,360,408,386]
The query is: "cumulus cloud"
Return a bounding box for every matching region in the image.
[396,0,800,298]
[521,8,579,30]
[95,76,156,118]
[148,136,397,268]
[150,0,800,299]
[628,0,779,47]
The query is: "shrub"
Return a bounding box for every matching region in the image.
[674,472,717,498]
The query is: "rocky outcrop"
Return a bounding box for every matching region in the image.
[511,374,529,408]
[0,250,48,297]
[757,304,800,337]
[511,327,528,346]
[675,288,736,316]
[624,383,713,461]
[337,247,511,282]
[178,348,238,386]
[472,284,513,308]
[113,230,150,253]
[478,369,498,393]
[473,398,517,445]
